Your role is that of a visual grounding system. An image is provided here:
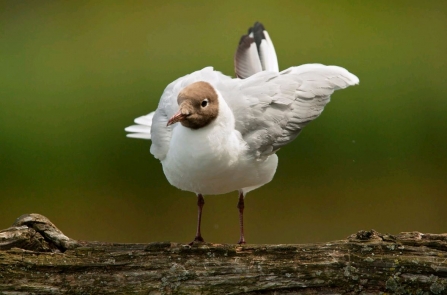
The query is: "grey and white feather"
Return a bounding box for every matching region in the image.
[234,22,279,79]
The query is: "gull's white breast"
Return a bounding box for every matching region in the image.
[161,94,278,195]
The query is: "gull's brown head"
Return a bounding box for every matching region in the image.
[167,81,219,129]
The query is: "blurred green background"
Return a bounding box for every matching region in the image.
[1,1,446,244]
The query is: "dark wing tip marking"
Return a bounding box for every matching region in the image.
[250,22,266,52]
[250,22,266,34]
[238,34,255,48]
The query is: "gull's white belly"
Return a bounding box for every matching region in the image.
[161,125,278,195]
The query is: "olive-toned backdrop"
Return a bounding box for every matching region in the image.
[1,1,446,244]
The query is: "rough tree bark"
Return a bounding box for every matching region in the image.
[0,214,446,294]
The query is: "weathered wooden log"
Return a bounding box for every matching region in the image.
[0,214,446,294]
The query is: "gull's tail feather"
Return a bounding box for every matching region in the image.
[125,112,155,140]
[235,22,279,79]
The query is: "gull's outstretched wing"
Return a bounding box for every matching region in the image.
[234,22,279,79]
[225,64,359,159]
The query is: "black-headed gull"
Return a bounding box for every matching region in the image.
[126,22,359,244]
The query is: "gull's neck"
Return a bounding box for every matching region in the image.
[210,90,235,132]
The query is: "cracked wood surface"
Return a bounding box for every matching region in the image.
[0,214,446,294]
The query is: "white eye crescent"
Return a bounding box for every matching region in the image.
[201,98,209,108]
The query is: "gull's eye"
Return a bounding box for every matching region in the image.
[201,98,209,108]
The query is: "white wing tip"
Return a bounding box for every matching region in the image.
[125,112,155,140]
[134,112,155,126]
[329,65,359,85]
[345,71,360,85]
[126,133,151,140]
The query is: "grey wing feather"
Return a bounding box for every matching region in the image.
[234,35,262,79]
[226,64,359,159]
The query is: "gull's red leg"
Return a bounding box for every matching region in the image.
[237,191,246,244]
[190,193,205,245]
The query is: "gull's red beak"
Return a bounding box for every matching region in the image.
[167,111,187,126]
